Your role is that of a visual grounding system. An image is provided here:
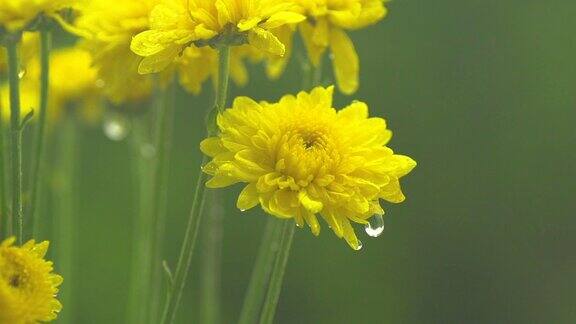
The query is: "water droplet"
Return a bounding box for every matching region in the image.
[353,240,363,251]
[95,79,106,88]
[103,115,130,141]
[364,215,385,238]
[239,208,246,212]
[18,69,26,79]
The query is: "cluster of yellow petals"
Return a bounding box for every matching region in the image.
[201,86,415,249]
[0,237,63,324]
[73,0,158,104]
[73,0,266,101]
[0,0,75,32]
[295,0,387,94]
[130,0,305,74]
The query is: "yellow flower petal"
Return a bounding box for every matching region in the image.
[248,27,285,56]
[237,183,260,211]
[261,12,306,30]
[329,28,359,95]
[138,45,182,74]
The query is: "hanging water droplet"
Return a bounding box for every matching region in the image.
[353,240,363,251]
[103,115,130,141]
[239,208,246,212]
[364,215,385,238]
[18,69,26,79]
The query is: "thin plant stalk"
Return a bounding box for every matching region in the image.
[160,45,231,324]
[0,99,8,238]
[238,217,284,324]
[258,220,295,324]
[199,192,223,324]
[28,26,52,235]
[149,80,176,323]
[6,36,24,243]
[126,114,155,324]
[53,114,79,324]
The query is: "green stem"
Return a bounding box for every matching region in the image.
[6,37,23,243]
[0,95,8,239]
[258,220,295,324]
[199,192,223,324]
[126,115,155,324]
[149,80,176,323]
[160,45,231,324]
[28,27,51,236]
[238,217,284,324]
[53,115,78,324]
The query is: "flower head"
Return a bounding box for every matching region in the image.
[74,0,158,104]
[201,86,416,249]
[0,0,74,33]
[272,0,387,94]
[130,0,305,74]
[0,237,63,324]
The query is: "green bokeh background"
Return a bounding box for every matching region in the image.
[4,0,576,323]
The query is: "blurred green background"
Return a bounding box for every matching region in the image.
[15,0,576,323]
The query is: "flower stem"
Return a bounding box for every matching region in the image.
[160,45,231,324]
[258,220,295,324]
[6,36,24,244]
[28,26,51,236]
[53,114,79,324]
[0,97,8,239]
[149,80,176,323]
[126,114,155,324]
[238,217,284,324]
[199,192,223,324]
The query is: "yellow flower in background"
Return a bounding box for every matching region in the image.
[130,0,305,74]
[294,0,387,94]
[201,86,415,249]
[176,44,263,95]
[0,0,74,32]
[0,32,39,75]
[1,46,102,125]
[48,47,102,123]
[74,0,158,104]
[0,237,63,324]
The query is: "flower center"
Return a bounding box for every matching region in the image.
[9,274,21,288]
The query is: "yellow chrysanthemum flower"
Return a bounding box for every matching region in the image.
[271,0,387,94]
[201,86,416,249]
[130,0,306,74]
[0,0,74,32]
[0,237,63,324]
[74,0,158,104]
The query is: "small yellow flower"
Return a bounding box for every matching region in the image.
[201,86,416,249]
[0,0,74,32]
[275,0,387,94]
[74,0,158,104]
[130,0,306,74]
[0,237,63,324]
